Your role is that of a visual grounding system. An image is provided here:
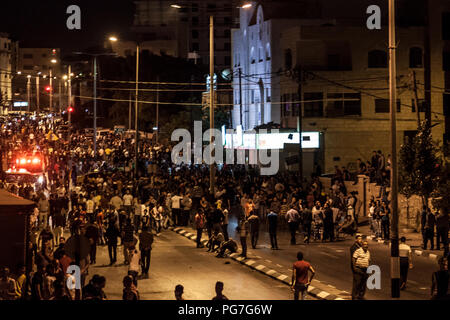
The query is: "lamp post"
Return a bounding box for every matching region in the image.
[109,36,140,182]
[26,75,31,113]
[209,15,215,195]
[73,52,117,156]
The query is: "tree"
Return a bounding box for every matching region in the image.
[431,145,450,215]
[398,120,441,211]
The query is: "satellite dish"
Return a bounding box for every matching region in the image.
[221,69,232,81]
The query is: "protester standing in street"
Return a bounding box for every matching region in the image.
[248,212,260,249]
[105,221,120,265]
[350,234,363,300]
[431,257,449,300]
[267,209,279,250]
[139,225,154,278]
[194,209,205,248]
[286,206,300,245]
[291,251,315,300]
[352,240,371,300]
[238,217,249,258]
[398,236,413,290]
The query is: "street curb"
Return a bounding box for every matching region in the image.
[365,235,442,261]
[170,226,344,301]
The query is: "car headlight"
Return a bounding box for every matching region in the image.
[37,176,44,184]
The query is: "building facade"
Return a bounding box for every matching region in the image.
[132,0,239,68]
[0,33,13,112]
[232,1,447,174]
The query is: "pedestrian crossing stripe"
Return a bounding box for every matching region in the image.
[307,286,315,292]
[245,260,256,266]
[415,250,423,256]
[255,265,265,271]
[185,233,192,237]
[429,254,438,260]
[277,275,288,281]
[236,257,245,262]
[317,292,330,299]
[266,270,277,276]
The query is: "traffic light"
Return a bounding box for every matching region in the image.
[45,85,52,92]
[68,106,74,113]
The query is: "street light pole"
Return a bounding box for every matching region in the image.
[36,75,40,114]
[135,44,140,181]
[68,65,72,126]
[93,56,98,156]
[26,76,31,113]
[209,15,215,195]
[49,69,53,114]
[389,0,400,298]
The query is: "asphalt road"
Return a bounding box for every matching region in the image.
[86,230,309,300]
[225,213,438,300]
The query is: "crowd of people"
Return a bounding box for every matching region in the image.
[0,115,448,300]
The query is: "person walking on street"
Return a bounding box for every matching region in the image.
[175,284,184,300]
[267,209,279,250]
[222,208,229,241]
[397,236,413,290]
[139,225,154,278]
[122,218,136,265]
[350,234,363,300]
[436,210,449,254]
[286,206,300,245]
[302,206,312,244]
[290,251,315,300]
[431,257,449,300]
[423,208,436,250]
[238,217,249,258]
[194,209,205,248]
[105,221,120,265]
[248,212,260,249]
[352,240,371,300]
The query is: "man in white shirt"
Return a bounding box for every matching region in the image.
[286,207,300,245]
[123,189,134,216]
[171,192,183,226]
[398,237,413,290]
[352,241,371,300]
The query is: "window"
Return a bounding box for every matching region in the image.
[327,93,361,116]
[284,49,292,70]
[304,92,323,117]
[251,90,255,104]
[266,44,271,60]
[368,50,387,68]
[224,56,231,66]
[266,88,271,102]
[292,93,299,116]
[443,50,450,71]
[251,47,255,64]
[375,99,401,113]
[224,43,231,51]
[192,42,199,51]
[409,47,423,68]
[443,12,450,40]
[411,99,427,112]
[192,17,199,26]
[259,48,263,62]
[181,17,188,22]
[23,54,33,59]
[192,30,199,39]
[224,29,230,38]
[23,65,33,70]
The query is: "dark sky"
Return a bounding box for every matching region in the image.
[0,0,135,56]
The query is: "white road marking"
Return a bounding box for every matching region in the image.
[255,265,266,271]
[317,291,330,299]
[277,275,288,281]
[276,264,283,267]
[265,259,272,263]
[266,270,277,276]
[245,260,256,266]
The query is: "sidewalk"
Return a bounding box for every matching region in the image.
[170,225,347,300]
[358,222,448,263]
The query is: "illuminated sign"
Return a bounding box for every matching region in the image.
[13,102,28,107]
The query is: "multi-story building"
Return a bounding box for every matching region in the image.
[17,47,61,76]
[0,33,13,112]
[232,1,447,175]
[132,0,240,68]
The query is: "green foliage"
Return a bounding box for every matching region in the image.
[431,151,450,214]
[398,120,442,208]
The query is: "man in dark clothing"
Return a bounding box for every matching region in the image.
[302,207,313,244]
[216,239,238,258]
[423,209,436,250]
[248,213,260,249]
[85,222,100,264]
[322,204,335,242]
[267,210,279,250]
[350,234,363,300]
[431,257,449,300]
[105,222,120,265]
[139,225,154,277]
[122,218,136,264]
[436,211,449,254]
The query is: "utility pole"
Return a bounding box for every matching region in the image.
[389,0,400,299]
[93,56,98,156]
[209,15,215,195]
[423,0,432,125]
[49,69,53,114]
[135,44,140,182]
[296,66,303,182]
[26,76,31,113]
[128,91,132,130]
[411,71,421,127]
[58,78,62,116]
[156,75,159,144]
[68,65,72,126]
[36,76,40,114]
[239,68,243,127]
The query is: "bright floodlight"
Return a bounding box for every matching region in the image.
[242,3,252,9]
[17,71,22,75]
[63,75,68,80]
[27,75,31,78]
[171,4,181,8]
[109,36,118,42]
[51,59,57,63]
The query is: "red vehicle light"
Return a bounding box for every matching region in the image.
[20,158,26,165]
[32,158,41,164]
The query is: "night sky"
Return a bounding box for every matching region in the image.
[0,0,135,56]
